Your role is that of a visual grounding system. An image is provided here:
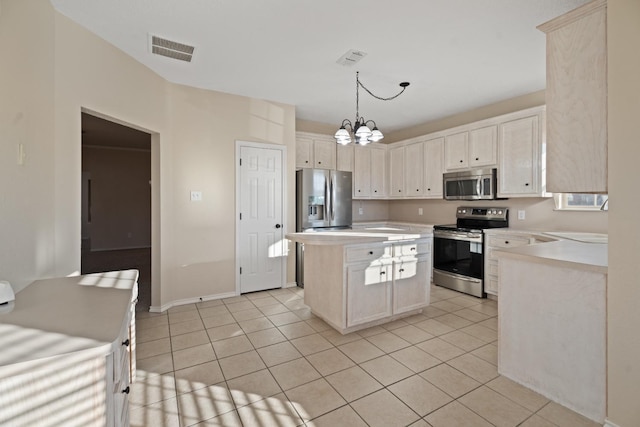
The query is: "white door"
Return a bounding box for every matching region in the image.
[238,143,285,293]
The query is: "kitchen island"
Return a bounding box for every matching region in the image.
[495,239,607,423]
[287,229,433,334]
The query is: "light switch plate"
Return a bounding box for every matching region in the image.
[190,191,202,201]
[518,210,526,220]
[358,207,363,215]
[418,208,423,215]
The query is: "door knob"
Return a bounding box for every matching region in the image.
[275,224,282,229]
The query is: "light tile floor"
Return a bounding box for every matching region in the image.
[131,286,601,427]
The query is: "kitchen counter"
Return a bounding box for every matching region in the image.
[494,238,607,274]
[286,229,431,246]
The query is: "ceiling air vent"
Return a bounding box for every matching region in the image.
[336,49,367,66]
[150,35,194,62]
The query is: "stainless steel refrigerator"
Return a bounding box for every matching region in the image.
[296,168,352,287]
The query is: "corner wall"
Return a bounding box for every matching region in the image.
[606,0,640,425]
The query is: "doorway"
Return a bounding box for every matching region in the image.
[81,113,152,310]
[236,141,287,294]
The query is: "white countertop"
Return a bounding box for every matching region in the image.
[495,239,607,273]
[286,229,432,245]
[0,270,138,372]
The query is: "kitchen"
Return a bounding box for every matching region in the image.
[0,0,638,426]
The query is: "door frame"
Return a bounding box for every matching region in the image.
[235,140,288,296]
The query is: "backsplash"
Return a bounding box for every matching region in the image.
[353,198,608,233]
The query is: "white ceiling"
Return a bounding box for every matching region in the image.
[51,0,590,134]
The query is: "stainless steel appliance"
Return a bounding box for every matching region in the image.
[296,169,352,287]
[433,206,508,297]
[443,168,499,200]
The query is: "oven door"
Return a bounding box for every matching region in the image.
[433,229,485,297]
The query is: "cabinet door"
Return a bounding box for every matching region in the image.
[353,145,371,198]
[296,137,313,168]
[370,147,387,198]
[498,115,540,196]
[444,131,468,170]
[393,255,430,314]
[469,125,497,167]
[541,3,607,193]
[424,137,444,198]
[389,146,405,198]
[405,142,424,197]
[313,139,336,169]
[337,144,354,172]
[347,262,392,327]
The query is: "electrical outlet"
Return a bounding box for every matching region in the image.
[190,191,202,201]
[358,207,364,215]
[418,208,423,215]
[518,210,526,220]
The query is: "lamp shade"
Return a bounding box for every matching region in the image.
[369,127,384,142]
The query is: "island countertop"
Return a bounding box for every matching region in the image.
[286,229,432,246]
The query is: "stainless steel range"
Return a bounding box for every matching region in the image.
[433,207,508,298]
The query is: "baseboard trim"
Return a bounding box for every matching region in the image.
[284,282,297,288]
[149,291,238,313]
[604,419,621,427]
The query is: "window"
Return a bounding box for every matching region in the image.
[553,193,608,211]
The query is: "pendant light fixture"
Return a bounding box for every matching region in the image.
[334,71,410,145]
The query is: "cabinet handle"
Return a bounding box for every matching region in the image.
[459,160,463,163]
[275,224,282,229]
[416,189,419,192]
[475,157,479,161]
[358,189,361,192]
[122,387,130,394]
[399,268,405,273]
[505,241,510,244]
[427,188,431,191]
[398,189,401,193]
[380,271,386,275]
[368,251,373,255]
[525,183,529,186]
[374,190,377,193]
[305,160,308,163]
[318,161,322,164]
[410,247,416,251]
[122,338,130,347]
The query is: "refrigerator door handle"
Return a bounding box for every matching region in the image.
[330,174,335,221]
[324,178,330,221]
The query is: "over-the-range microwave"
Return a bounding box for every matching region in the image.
[443,168,498,200]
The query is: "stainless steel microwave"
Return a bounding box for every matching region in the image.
[443,168,498,200]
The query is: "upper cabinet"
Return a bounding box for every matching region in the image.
[336,144,354,172]
[498,107,548,197]
[295,133,336,170]
[444,125,497,171]
[353,144,387,199]
[538,0,607,193]
[424,137,444,198]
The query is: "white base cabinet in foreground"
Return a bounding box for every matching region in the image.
[304,238,432,334]
[0,270,138,427]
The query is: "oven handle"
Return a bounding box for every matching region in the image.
[434,230,483,243]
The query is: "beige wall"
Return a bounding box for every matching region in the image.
[607,0,640,425]
[82,146,152,250]
[1,0,296,309]
[0,0,56,291]
[387,198,608,233]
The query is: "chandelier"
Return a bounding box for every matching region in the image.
[334,71,410,145]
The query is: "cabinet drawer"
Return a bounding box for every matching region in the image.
[346,245,391,263]
[394,240,431,257]
[487,235,531,249]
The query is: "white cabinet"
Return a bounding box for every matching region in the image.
[444,125,497,171]
[484,232,532,295]
[444,131,469,170]
[538,0,607,193]
[337,143,354,172]
[295,133,336,169]
[389,145,405,198]
[301,237,432,333]
[424,137,444,198]
[354,144,387,199]
[405,142,425,197]
[469,125,497,167]
[498,108,547,197]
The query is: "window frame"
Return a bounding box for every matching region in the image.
[553,193,608,211]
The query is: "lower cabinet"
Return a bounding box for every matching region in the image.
[303,237,432,333]
[484,233,532,295]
